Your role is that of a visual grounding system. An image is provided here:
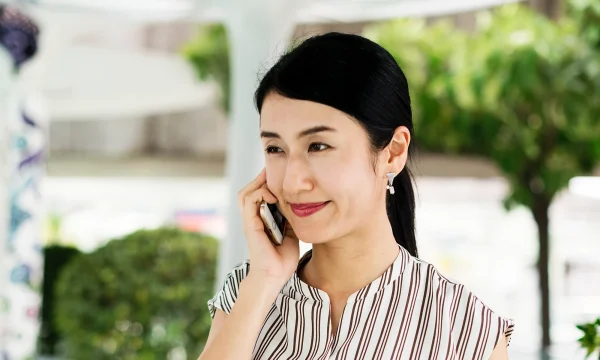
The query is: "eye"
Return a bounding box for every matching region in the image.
[265,146,283,154]
[308,143,330,152]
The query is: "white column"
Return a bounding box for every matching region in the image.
[2,85,47,360]
[0,52,48,360]
[0,45,14,360]
[218,0,297,285]
[0,7,48,358]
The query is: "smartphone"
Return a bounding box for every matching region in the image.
[259,202,286,246]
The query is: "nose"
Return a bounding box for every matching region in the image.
[282,154,314,195]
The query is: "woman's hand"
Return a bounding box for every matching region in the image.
[238,169,300,288]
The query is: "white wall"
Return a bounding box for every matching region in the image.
[48,106,228,157]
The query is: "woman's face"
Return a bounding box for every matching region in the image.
[260,93,388,244]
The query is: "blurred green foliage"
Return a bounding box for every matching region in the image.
[366,4,600,210]
[570,0,600,49]
[182,24,230,112]
[578,318,600,359]
[54,228,218,360]
[365,2,600,351]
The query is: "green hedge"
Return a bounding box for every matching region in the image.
[39,245,82,355]
[54,227,219,360]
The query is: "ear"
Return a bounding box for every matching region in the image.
[384,126,411,175]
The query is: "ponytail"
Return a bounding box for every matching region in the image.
[387,167,418,257]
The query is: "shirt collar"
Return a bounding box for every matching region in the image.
[281,244,412,303]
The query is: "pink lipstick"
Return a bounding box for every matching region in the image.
[290,202,329,217]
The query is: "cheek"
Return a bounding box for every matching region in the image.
[318,153,377,201]
[338,168,380,224]
[265,160,284,194]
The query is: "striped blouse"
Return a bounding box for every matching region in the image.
[208,245,515,360]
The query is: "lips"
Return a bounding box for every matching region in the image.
[289,201,330,217]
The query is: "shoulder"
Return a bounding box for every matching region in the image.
[207,259,251,318]
[407,255,471,298]
[409,256,515,359]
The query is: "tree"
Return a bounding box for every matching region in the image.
[529,0,562,19]
[366,3,600,355]
[570,0,600,49]
[182,24,230,112]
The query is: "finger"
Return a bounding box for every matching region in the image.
[243,188,278,230]
[239,169,266,202]
[238,169,266,208]
[259,183,279,204]
[245,186,278,206]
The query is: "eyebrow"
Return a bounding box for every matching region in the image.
[260,125,336,139]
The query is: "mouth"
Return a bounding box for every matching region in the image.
[289,201,330,218]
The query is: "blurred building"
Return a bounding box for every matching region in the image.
[40,0,563,176]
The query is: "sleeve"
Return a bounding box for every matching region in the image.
[450,288,515,360]
[207,259,250,319]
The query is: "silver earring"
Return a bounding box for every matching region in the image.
[386,172,395,194]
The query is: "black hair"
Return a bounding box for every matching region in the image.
[254,32,418,257]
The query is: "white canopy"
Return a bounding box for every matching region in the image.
[13,0,520,23]
[14,9,217,120]
[36,45,217,120]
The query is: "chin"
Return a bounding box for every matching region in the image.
[299,236,331,245]
[293,226,336,245]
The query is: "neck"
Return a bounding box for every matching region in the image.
[300,212,400,297]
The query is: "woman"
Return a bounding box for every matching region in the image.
[198,32,514,360]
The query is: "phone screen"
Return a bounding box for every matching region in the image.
[267,203,286,232]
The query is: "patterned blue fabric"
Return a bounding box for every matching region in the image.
[0,6,41,360]
[0,5,39,68]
